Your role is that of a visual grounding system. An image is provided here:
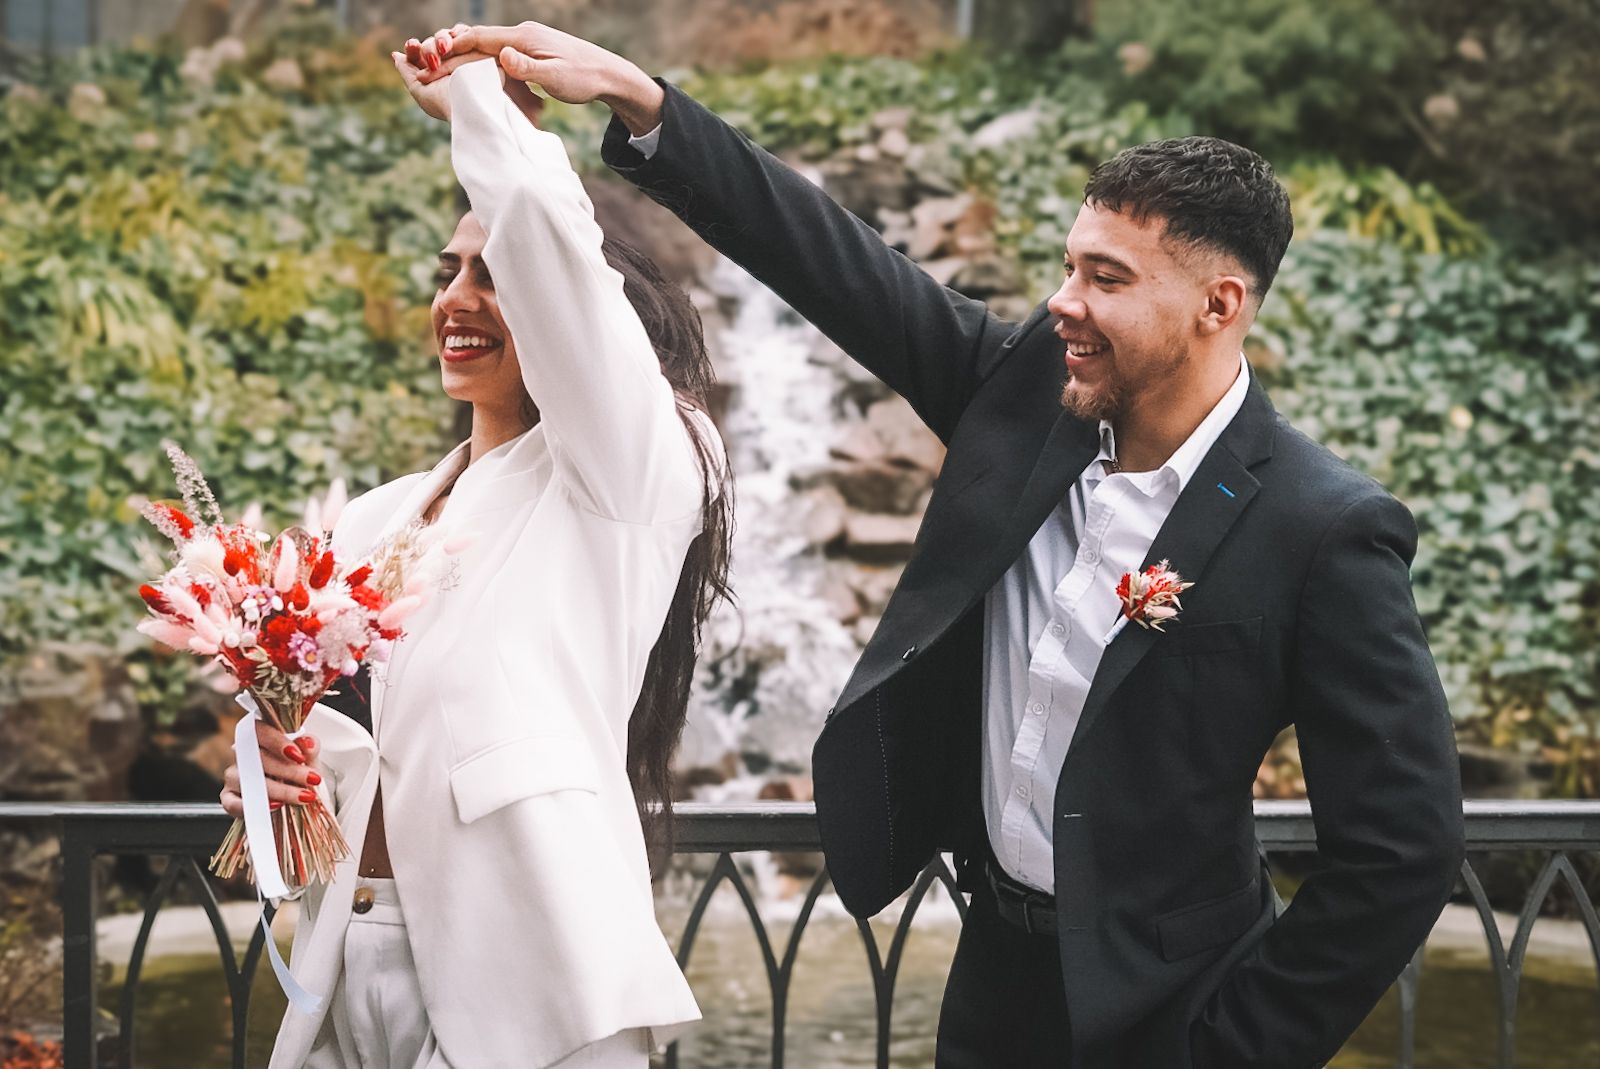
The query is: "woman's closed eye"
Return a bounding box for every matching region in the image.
[434,256,496,292]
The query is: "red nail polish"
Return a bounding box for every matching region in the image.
[305,770,322,786]
[301,736,317,751]
[405,40,422,66]
[270,801,283,811]
[439,34,451,55]
[300,789,317,803]
[285,744,304,764]
[425,52,440,72]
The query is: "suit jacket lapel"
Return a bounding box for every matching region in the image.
[1067,381,1278,760]
[1000,411,1100,574]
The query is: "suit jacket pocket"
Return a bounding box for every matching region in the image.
[449,734,601,824]
[1155,880,1261,962]
[1153,616,1263,658]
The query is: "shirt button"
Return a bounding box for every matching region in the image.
[1051,623,1065,637]
[352,887,374,914]
[1030,702,1045,715]
[1016,785,1029,799]
[1082,549,1099,564]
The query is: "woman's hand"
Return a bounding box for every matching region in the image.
[413,22,664,136]
[220,721,324,818]
[392,43,460,121]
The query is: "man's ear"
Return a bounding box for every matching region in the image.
[1200,275,1249,335]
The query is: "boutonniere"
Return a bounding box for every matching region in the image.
[1113,559,1193,635]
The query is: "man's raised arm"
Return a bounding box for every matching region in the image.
[427,23,1020,443]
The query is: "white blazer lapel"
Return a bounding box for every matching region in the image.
[374,442,472,543]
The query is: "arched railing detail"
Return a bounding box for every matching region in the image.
[7,799,1598,1069]
[665,852,832,1069]
[854,854,966,1069]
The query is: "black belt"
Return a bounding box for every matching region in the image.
[985,860,1058,936]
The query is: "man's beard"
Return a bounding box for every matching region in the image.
[1060,367,1127,421]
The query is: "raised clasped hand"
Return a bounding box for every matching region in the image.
[399,21,664,135]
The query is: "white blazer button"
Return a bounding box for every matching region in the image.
[352,887,375,914]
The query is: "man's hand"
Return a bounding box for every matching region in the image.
[414,22,664,136]
[220,721,324,818]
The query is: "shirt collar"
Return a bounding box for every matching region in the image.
[1095,353,1251,494]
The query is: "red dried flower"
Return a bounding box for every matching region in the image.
[138,584,172,615]
[308,551,336,590]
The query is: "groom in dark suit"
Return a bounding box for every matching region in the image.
[426,24,1464,1069]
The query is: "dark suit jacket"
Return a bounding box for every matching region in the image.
[603,85,1465,1069]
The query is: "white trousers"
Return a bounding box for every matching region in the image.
[328,878,650,1069]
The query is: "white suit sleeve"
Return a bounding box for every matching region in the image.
[448,60,704,523]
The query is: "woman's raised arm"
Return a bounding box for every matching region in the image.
[444,59,704,524]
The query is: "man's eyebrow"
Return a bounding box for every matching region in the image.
[1068,251,1137,275]
[438,252,462,266]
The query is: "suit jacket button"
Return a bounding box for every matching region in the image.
[902,645,917,661]
[352,887,375,914]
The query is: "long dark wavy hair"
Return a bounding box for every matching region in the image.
[600,238,734,870]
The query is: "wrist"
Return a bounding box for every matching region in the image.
[599,64,663,137]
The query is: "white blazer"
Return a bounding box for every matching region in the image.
[268,59,706,1069]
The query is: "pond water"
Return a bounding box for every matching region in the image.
[100,881,1598,1069]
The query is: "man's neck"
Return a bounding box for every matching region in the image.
[1111,353,1243,472]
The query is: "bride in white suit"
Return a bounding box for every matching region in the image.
[219,48,730,1069]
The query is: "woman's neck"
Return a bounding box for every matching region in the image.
[467,403,535,465]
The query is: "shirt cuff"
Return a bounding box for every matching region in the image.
[628,123,663,160]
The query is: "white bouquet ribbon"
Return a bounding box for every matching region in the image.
[234,692,325,1014]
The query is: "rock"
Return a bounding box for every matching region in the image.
[878,127,911,158]
[988,295,1037,322]
[757,776,815,802]
[1424,93,1461,128]
[829,461,933,514]
[866,397,945,473]
[819,153,913,224]
[846,513,922,550]
[1117,42,1153,76]
[907,194,972,260]
[951,198,999,257]
[872,106,914,132]
[877,207,915,251]
[67,83,106,121]
[846,565,904,616]
[585,176,719,285]
[971,107,1046,151]
[917,256,967,286]
[817,574,863,624]
[795,484,850,545]
[0,644,139,804]
[263,58,305,91]
[951,254,1025,299]
[829,424,886,463]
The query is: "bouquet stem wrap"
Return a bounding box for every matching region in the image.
[210,690,350,894]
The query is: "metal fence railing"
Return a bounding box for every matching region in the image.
[2,799,1597,1069]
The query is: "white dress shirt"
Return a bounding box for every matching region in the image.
[983,356,1250,893]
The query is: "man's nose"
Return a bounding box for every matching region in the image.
[1047,279,1087,322]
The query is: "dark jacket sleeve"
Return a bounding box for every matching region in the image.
[601,82,1015,443]
[1193,492,1464,1068]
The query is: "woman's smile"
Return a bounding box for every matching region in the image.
[440,330,503,362]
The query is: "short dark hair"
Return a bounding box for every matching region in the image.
[1082,136,1294,302]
